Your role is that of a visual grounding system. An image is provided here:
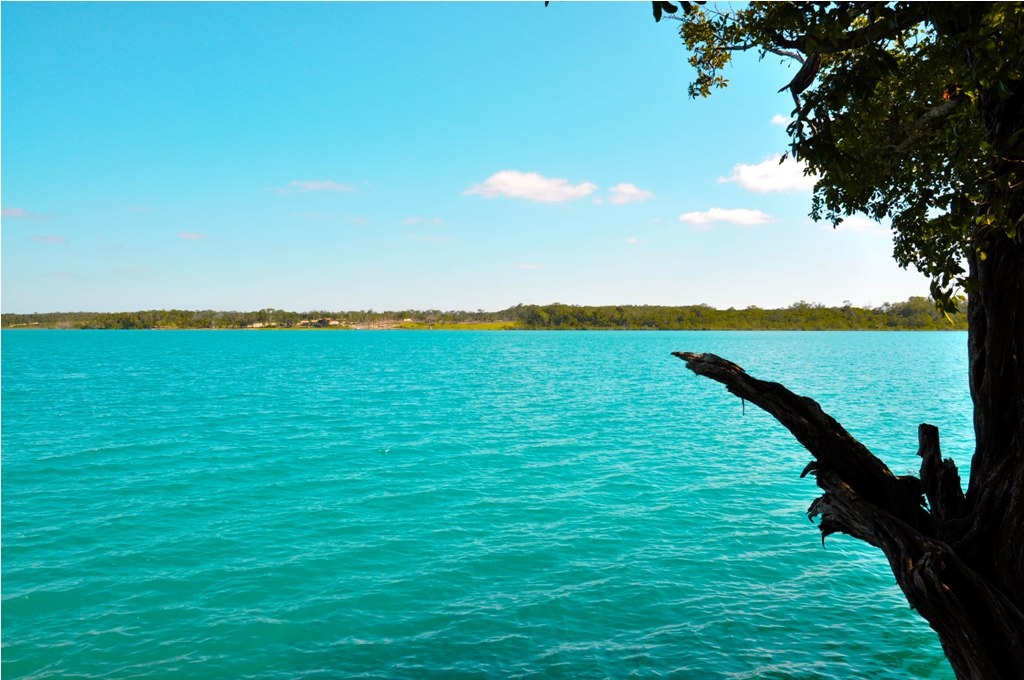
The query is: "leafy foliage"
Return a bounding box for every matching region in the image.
[671,3,1024,309]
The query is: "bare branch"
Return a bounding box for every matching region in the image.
[884,98,963,154]
[778,52,821,95]
[674,350,1024,677]
[762,45,805,63]
[673,351,932,531]
[771,4,931,55]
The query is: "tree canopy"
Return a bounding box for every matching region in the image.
[674,2,1023,310]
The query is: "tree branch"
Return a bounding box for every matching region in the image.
[674,350,1024,678]
[673,351,932,532]
[884,98,963,155]
[808,466,1024,679]
[770,4,932,55]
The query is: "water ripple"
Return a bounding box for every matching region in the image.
[2,330,964,678]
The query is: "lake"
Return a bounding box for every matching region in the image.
[1,330,968,678]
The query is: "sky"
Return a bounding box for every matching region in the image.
[1,1,933,314]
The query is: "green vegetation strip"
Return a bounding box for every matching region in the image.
[2,297,966,331]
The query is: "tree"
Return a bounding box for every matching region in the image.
[660,3,1024,677]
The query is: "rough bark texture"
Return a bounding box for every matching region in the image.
[673,350,1024,678]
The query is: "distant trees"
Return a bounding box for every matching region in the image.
[1,297,966,331]
[509,297,965,330]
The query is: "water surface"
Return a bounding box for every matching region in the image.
[2,330,967,678]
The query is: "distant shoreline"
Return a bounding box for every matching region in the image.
[1,297,968,331]
[1,327,968,332]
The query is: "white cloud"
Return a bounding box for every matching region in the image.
[719,155,817,193]
[770,114,790,126]
[609,182,653,205]
[178,232,205,240]
[678,207,773,226]
[518,263,542,270]
[33,235,67,244]
[626,237,644,245]
[274,180,356,195]
[464,170,596,203]
[3,207,42,220]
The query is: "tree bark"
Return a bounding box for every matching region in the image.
[962,66,1024,616]
[961,232,1024,612]
[673,350,1024,678]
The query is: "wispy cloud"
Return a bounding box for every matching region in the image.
[464,170,596,203]
[113,266,149,277]
[3,207,43,220]
[518,263,542,270]
[177,231,205,240]
[679,207,773,227]
[609,183,653,205]
[274,180,357,195]
[404,231,456,243]
[402,216,443,226]
[770,114,790,126]
[33,235,67,244]
[719,155,817,193]
[626,237,644,245]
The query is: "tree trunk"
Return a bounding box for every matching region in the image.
[964,52,1024,626]
[962,230,1024,611]
[672,41,1024,676]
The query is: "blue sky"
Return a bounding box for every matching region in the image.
[1,2,930,314]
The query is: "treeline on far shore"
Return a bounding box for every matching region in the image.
[1,296,967,331]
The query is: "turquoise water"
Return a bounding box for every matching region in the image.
[2,330,968,678]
